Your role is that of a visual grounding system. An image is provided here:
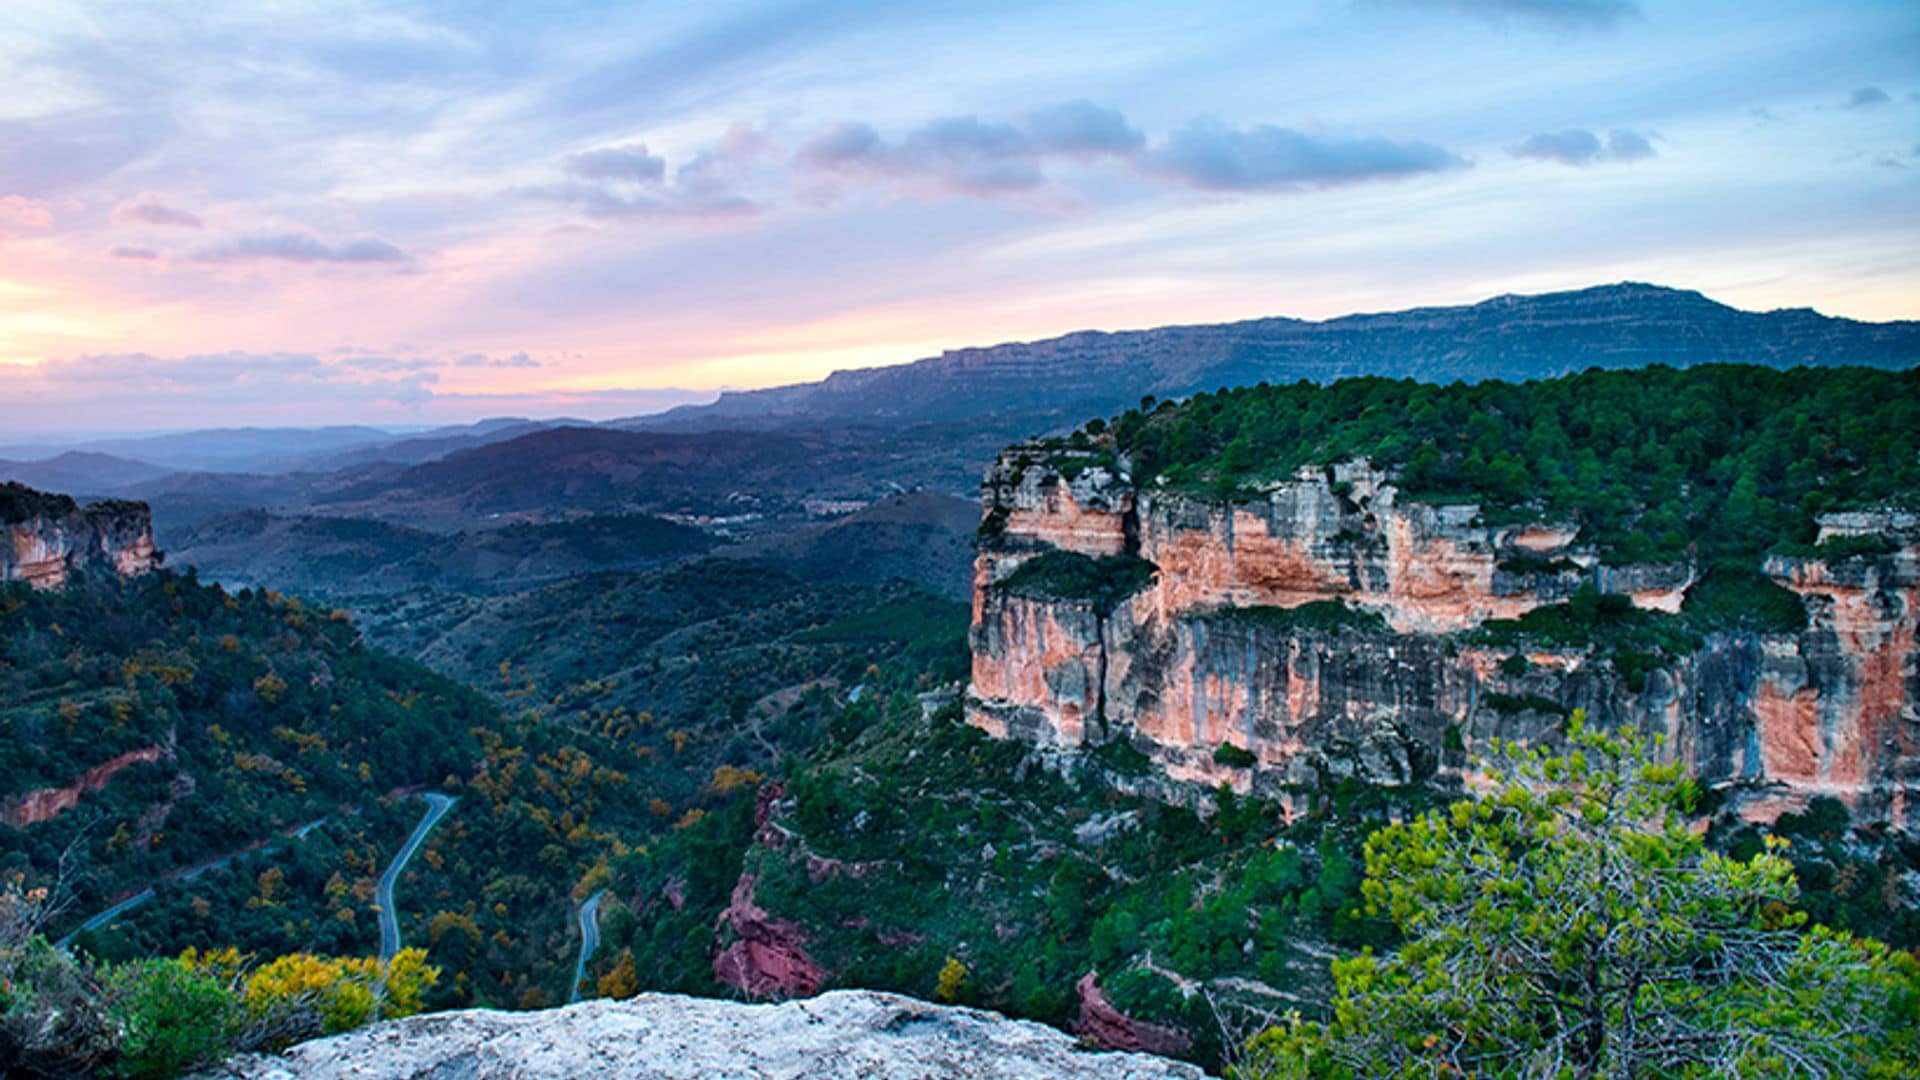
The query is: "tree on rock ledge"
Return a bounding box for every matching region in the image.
[1237,712,1920,1079]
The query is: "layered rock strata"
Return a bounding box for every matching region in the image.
[2,485,159,588]
[968,450,1919,829]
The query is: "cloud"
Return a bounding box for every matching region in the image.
[0,109,176,198]
[114,194,203,228]
[108,244,158,260]
[675,122,777,197]
[796,122,884,171]
[455,352,541,368]
[1370,0,1639,30]
[565,143,667,183]
[533,127,766,221]
[7,350,566,412]
[1847,86,1891,109]
[1025,101,1147,157]
[521,180,758,221]
[193,232,408,264]
[797,116,1047,194]
[29,350,438,406]
[0,195,55,233]
[797,102,1148,198]
[1510,127,1656,166]
[1148,121,1465,190]
[797,105,1467,199]
[1603,129,1656,160]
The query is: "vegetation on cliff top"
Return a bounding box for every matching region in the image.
[0,483,80,525]
[1082,364,1918,564]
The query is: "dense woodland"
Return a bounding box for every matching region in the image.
[1070,364,1918,563]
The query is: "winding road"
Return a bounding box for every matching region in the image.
[569,889,608,1003]
[56,816,328,948]
[377,792,457,963]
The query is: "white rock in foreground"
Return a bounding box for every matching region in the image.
[198,989,1206,1079]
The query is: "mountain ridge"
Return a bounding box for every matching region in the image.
[635,282,1920,432]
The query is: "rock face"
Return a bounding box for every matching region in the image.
[712,874,827,998]
[1,484,159,589]
[968,453,1920,829]
[1,743,172,827]
[200,990,1205,1079]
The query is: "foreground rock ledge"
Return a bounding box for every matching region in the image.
[197,989,1206,1079]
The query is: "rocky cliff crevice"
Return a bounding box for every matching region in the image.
[967,452,1919,829]
[2,483,160,589]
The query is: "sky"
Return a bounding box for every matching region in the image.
[0,0,1915,434]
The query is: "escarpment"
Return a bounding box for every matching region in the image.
[2,483,160,588]
[967,451,1920,830]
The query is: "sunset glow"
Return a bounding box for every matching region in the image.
[1,0,1915,432]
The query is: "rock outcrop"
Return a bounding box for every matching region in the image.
[1074,973,1194,1057]
[1,483,159,589]
[200,990,1204,1079]
[1,743,172,827]
[712,874,827,998]
[968,452,1920,830]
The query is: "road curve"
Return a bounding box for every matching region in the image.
[57,816,328,948]
[377,793,457,963]
[569,889,608,1003]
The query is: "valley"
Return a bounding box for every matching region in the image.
[3,289,1918,1076]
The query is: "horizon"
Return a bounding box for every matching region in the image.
[2,1,1917,432]
[0,276,1913,444]
[0,277,1902,446]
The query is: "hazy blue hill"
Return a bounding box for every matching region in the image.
[170,509,716,595]
[0,450,174,496]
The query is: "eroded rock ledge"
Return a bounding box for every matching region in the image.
[2,483,159,589]
[199,990,1203,1079]
[968,450,1920,830]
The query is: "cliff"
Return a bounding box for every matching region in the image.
[967,452,1920,830]
[1,483,159,588]
[199,990,1204,1079]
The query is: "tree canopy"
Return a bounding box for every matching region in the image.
[1239,715,1920,1079]
[1082,365,1919,564]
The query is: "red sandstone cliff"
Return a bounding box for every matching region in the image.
[1,484,160,589]
[967,451,1919,830]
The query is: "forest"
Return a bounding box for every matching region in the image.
[1079,364,1918,564]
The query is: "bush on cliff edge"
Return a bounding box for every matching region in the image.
[1234,712,1920,1079]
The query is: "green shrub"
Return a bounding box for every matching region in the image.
[1815,533,1900,562]
[103,958,240,1079]
[997,552,1157,615]
[1481,692,1567,717]
[1682,564,1808,635]
[1213,744,1258,769]
[1208,600,1387,634]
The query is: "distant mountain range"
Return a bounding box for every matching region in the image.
[637,283,1920,432]
[4,282,1914,550]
